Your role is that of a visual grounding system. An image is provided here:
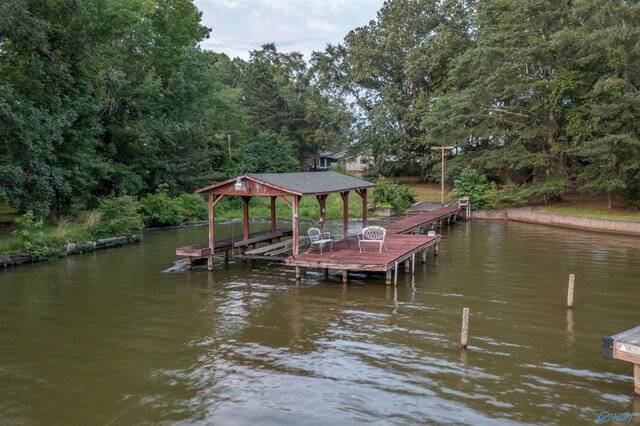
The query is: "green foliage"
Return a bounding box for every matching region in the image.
[10,211,63,260]
[11,211,45,253]
[91,195,143,239]
[240,131,299,173]
[453,168,497,210]
[140,186,184,227]
[176,194,208,223]
[330,164,348,175]
[373,178,416,214]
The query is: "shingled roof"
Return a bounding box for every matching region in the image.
[247,171,375,195]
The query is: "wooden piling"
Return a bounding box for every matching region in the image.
[567,274,575,309]
[422,249,427,264]
[404,259,410,273]
[295,266,301,279]
[635,364,640,396]
[342,270,348,283]
[461,307,470,349]
[434,243,439,256]
[323,268,329,279]
[207,255,213,271]
[386,270,392,286]
[187,256,193,270]
[411,253,415,275]
[394,262,398,286]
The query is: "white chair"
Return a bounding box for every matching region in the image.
[358,226,388,253]
[307,227,334,255]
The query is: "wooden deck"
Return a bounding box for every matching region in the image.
[385,206,461,235]
[176,228,292,258]
[603,325,640,395]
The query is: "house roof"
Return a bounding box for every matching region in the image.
[196,171,375,196]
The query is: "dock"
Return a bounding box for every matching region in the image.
[175,171,468,283]
[176,228,292,267]
[603,325,640,395]
[285,233,441,285]
[385,205,461,234]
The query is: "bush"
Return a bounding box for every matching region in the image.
[496,182,528,208]
[176,193,208,223]
[11,211,64,260]
[140,186,184,227]
[91,195,143,238]
[373,178,415,213]
[453,168,497,210]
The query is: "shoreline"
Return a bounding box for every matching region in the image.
[472,207,640,237]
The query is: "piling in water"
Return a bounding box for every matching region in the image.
[567,274,575,309]
[461,307,470,349]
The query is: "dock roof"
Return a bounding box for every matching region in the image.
[196,171,375,196]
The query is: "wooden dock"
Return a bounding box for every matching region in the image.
[285,233,440,285]
[603,325,640,395]
[176,228,292,267]
[385,205,461,234]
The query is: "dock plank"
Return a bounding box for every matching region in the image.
[385,206,461,234]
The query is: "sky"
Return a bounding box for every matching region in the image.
[193,0,385,60]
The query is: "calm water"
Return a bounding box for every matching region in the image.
[1,220,639,425]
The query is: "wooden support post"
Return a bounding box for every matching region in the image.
[434,243,439,256]
[386,270,392,286]
[362,188,368,228]
[394,262,398,286]
[341,191,349,241]
[404,258,410,273]
[461,307,470,349]
[208,193,215,271]
[224,249,229,266]
[292,195,300,256]
[316,195,328,231]
[187,256,193,270]
[295,266,301,279]
[567,274,575,309]
[422,249,427,264]
[270,196,277,234]
[342,270,348,283]
[635,364,640,396]
[412,253,415,275]
[242,196,251,240]
[323,268,329,279]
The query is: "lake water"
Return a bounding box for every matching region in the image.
[1,220,639,425]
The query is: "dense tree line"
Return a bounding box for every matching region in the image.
[0,0,349,219]
[2,0,639,219]
[313,0,640,208]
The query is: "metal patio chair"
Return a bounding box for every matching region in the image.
[307,227,334,255]
[357,226,388,253]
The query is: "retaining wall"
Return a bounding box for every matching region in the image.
[472,208,640,236]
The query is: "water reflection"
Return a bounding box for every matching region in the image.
[0,220,639,424]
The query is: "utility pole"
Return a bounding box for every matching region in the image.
[431,145,455,206]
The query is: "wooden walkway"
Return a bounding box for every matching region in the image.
[176,228,292,259]
[603,325,640,395]
[385,206,461,235]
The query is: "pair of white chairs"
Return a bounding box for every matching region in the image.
[307,225,388,254]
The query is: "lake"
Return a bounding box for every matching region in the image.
[1,220,639,425]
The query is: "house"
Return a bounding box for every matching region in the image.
[304,150,370,176]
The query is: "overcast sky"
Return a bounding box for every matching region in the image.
[194,0,384,60]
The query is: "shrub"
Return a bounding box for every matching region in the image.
[140,186,184,227]
[496,182,528,208]
[373,178,415,213]
[91,195,143,238]
[453,167,497,210]
[11,211,63,260]
[12,211,45,252]
[176,193,208,223]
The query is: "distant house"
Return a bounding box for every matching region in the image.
[304,150,370,176]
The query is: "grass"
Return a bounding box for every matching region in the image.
[393,177,453,203]
[536,204,640,222]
